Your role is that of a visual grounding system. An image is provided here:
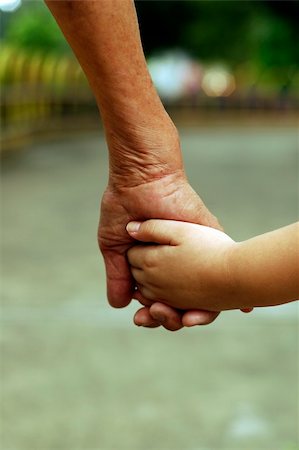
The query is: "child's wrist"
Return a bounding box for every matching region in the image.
[217,242,239,309]
[226,241,255,310]
[199,241,240,312]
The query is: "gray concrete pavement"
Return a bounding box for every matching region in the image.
[1,122,298,449]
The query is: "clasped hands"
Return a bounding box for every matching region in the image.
[98,159,225,330]
[99,174,222,331]
[98,125,250,331]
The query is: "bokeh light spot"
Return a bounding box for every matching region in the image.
[0,0,21,12]
[202,67,236,97]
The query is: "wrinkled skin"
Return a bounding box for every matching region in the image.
[98,172,222,331]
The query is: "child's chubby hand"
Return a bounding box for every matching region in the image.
[126,219,239,312]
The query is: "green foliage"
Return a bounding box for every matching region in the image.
[3,3,70,55]
[180,1,255,64]
[2,0,298,85]
[250,11,299,70]
[136,0,299,73]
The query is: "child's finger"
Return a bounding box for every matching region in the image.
[138,285,157,301]
[149,302,184,331]
[130,267,145,285]
[127,245,149,269]
[132,289,154,306]
[126,220,183,245]
[128,245,160,270]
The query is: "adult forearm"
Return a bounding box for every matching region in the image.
[45,1,159,114]
[230,223,299,308]
[45,0,182,183]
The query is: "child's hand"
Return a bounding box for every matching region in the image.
[127,219,238,312]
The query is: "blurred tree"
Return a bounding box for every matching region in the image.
[1,0,298,81]
[135,0,299,73]
[179,1,255,64]
[2,2,70,54]
[249,4,299,71]
[135,1,193,54]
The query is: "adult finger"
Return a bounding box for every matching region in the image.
[181,309,220,327]
[149,302,184,331]
[134,306,161,328]
[102,250,133,308]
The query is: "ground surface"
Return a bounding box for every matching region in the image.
[1,120,298,450]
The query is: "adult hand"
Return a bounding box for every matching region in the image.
[98,135,222,330]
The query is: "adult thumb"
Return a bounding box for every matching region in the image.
[126,219,181,245]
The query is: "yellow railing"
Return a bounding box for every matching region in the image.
[1,45,98,150]
[1,45,298,152]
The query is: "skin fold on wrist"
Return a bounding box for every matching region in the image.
[106,124,185,188]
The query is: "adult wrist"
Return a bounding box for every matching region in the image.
[96,69,167,132]
[105,117,184,188]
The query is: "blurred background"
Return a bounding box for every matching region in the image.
[1,1,298,449]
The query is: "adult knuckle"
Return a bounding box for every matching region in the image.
[97,234,105,252]
[97,226,107,251]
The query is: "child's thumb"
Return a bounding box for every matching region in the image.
[126,220,179,245]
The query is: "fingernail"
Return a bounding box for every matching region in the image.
[126,221,141,233]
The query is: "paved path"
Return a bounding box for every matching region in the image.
[1,124,298,449]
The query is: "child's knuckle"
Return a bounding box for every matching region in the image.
[143,252,155,269]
